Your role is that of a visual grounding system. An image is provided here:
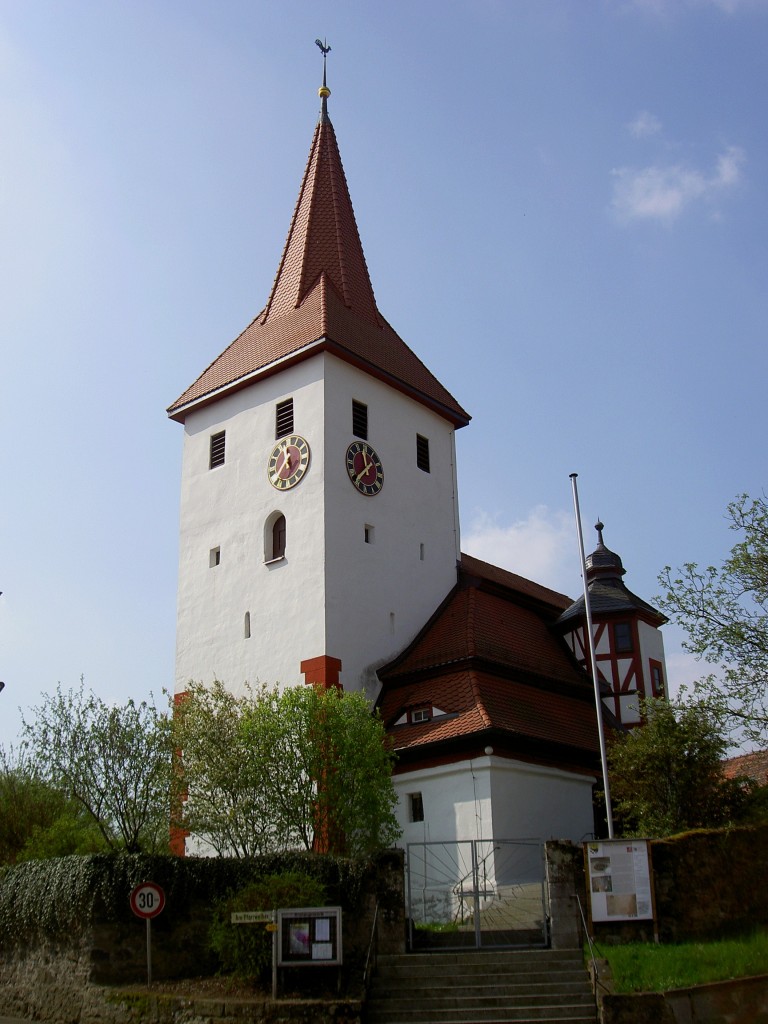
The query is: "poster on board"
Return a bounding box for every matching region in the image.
[277,907,342,966]
[585,839,654,922]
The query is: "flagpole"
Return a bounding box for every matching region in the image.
[569,473,614,839]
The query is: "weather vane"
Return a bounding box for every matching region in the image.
[315,38,331,106]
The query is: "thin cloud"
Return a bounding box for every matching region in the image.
[611,145,745,223]
[463,506,577,596]
[628,111,662,138]
[629,0,765,13]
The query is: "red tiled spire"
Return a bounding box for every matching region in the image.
[261,115,380,327]
[168,95,469,427]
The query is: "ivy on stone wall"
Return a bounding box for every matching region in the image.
[0,851,374,947]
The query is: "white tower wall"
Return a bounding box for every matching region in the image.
[174,352,461,698]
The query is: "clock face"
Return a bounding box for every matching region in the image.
[268,435,310,490]
[346,441,384,496]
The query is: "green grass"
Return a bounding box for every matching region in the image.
[594,931,768,993]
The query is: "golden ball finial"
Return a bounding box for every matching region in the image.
[318,85,331,99]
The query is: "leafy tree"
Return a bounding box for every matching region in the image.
[21,682,175,853]
[607,697,745,837]
[658,493,768,746]
[174,681,400,857]
[171,681,283,857]
[0,747,106,863]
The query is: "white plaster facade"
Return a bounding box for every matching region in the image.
[394,756,596,851]
[174,350,460,699]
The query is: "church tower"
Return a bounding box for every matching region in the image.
[556,523,668,727]
[168,68,470,701]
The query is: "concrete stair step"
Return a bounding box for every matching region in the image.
[369,987,593,1004]
[365,949,596,1024]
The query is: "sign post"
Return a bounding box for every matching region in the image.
[130,882,166,986]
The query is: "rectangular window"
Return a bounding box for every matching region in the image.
[614,622,633,653]
[276,398,294,439]
[416,434,430,473]
[352,400,368,440]
[409,792,424,823]
[412,708,431,724]
[209,547,221,567]
[209,431,226,469]
[650,660,665,697]
[364,524,374,544]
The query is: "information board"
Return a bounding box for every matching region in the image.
[585,839,654,922]
[277,907,342,966]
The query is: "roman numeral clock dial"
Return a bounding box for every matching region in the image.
[346,441,384,496]
[268,435,310,490]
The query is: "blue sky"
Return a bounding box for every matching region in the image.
[1,0,766,751]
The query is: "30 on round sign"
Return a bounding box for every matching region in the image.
[130,882,166,919]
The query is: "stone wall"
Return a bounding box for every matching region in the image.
[651,824,768,942]
[547,824,768,947]
[599,975,768,1023]
[0,850,405,1023]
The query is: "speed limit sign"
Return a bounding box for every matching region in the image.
[130,882,166,919]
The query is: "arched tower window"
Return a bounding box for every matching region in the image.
[273,514,286,559]
[264,511,286,562]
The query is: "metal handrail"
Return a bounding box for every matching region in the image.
[576,893,611,997]
[363,900,379,990]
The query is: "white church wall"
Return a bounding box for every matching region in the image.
[175,351,463,701]
[487,757,596,844]
[393,761,492,848]
[392,755,595,851]
[322,356,462,697]
[638,618,667,692]
[175,356,328,696]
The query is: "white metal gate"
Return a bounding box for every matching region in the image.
[406,839,548,950]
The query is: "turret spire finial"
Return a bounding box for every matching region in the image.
[315,38,331,120]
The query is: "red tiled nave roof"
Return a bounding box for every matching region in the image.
[168,110,469,427]
[377,554,604,763]
[723,749,768,785]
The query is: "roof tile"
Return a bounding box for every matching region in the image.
[168,114,469,426]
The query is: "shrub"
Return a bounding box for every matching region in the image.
[209,871,327,980]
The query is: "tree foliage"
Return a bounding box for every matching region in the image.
[608,697,745,837]
[658,493,768,746]
[21,682,175,853]
[0,747,106,864]
[174,681,400,857]
[209,872,327,978]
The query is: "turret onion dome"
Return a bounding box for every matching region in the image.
[557,522,666,626]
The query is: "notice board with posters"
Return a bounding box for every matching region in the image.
[585,840,654,923]
[277,907,342,966]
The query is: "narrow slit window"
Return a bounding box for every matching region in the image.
[650,661,664,697]
[364,524,374,544]
[416,434,430,473]
[244,612,251,639]
[209,547,221,567]
[352,400,368,440]
[275,399,294,439]
[209,431,226,469]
